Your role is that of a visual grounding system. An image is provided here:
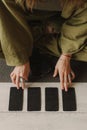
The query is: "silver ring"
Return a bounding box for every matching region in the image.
[20,77,25,83]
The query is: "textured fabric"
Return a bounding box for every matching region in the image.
[33,0,62,11]
[0,0,33,66]
[16,0,62,11]
[60,1,87,61]
[0,0,87,67]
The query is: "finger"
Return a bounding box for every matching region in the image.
[68,74,72,85]
[59,71,64,90]
[20,78,25,89]
[23,75,28,81]
[16,75,20,89]
[20,72,28,81]
[20,76,26,89]
[20,74,26,89]
[10,72,14,77]
[11,74,16,84]
[22,81,25,89]
[71,70,75,80]
[53,67,58,77]
[64,72,68,92]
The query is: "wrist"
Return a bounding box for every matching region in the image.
[62,54,72,58]
[59,54,71,61]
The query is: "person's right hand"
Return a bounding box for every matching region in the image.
[10,62,30,89]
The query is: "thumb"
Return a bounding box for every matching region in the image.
[53,67,58,77]
[71,70,75,80]
[20,73,28,81]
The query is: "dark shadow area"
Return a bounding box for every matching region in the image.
[0,49,87,82]
[29,49,87,82]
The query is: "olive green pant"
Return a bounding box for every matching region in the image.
[0,0,87,66]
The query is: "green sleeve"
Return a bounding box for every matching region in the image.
[0,0,33,66]
[60,3,87,55]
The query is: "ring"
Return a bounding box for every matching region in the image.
[19,77,25,83]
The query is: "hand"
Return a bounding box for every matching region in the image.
[10,62,30,89]
[53,54,75,91]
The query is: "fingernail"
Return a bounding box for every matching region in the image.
[53,75,55,77]
[61,86,64,90]
[65,89,68,92]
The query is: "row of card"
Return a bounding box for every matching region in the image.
[9,87,76,111]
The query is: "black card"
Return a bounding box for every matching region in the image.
[62,88,77,111]
[9,87,23,111]
[27,87,41,111]
[45,88,59,111]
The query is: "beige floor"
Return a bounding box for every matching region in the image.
[0,82,87,130]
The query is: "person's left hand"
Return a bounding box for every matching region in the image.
[53,54,75,91]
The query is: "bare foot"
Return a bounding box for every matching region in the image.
[10,62,30,89]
